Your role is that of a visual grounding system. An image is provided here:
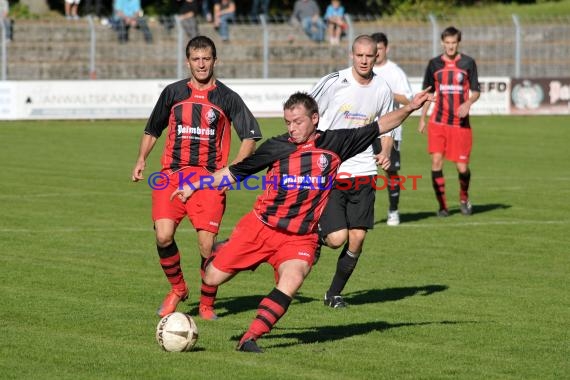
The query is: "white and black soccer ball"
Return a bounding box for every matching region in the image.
[156,312,199,352]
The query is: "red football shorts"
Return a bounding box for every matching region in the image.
[428,122,472,164]
[211,211,318,274]
[151,167,226,233]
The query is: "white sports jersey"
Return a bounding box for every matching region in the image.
[373,60,413,142]
[310,67,393,177]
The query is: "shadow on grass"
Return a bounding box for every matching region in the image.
[243,320,476,348]
[344,285,448,306]
[186,293,315,318]
[186,285,446,318]
[375,203,511,224]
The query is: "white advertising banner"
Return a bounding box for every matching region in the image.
[0,77,510,120]
[409,76,511,115]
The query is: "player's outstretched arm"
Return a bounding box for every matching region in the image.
[378,87,433,135]
[170,167,235,203]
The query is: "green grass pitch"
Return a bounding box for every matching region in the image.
[0,116,568,379]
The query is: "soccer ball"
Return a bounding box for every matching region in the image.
[156,312,199,352]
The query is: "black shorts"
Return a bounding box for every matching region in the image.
[319,176,376,235]
[380,140,401,172]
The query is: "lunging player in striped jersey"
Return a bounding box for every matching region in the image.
[419,26,480,217]
[172,90,433,352]
[131,36,262,320]
[309,35,395,309]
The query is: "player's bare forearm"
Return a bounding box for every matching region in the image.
[381,136,394,157]
[418,100,431,133]
[171,167,235,202]
[132,133,157,182]
[458,91,480,118]
[394,93,411,106]
[469,91,481,105]
[230,139,257,165]
[379,87,432,134]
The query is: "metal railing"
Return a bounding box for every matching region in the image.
[0,14,568,80]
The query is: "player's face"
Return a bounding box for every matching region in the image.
[187,48,216,84]
[351,41,377,82]
[375,42,388,66]
[442,35,460,58]
[284,105,318,144]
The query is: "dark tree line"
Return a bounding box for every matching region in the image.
[36,0,557,18]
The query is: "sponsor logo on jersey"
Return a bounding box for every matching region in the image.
[281,174,331,188]
[339,104,372,124]
[439,84,464,94]
[297,252,311,257]
[177,124,216,136]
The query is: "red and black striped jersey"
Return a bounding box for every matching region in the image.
[422,54,480,128]
[144,79,262,172]
[228,122,380,235]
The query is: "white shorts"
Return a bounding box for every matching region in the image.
[65,0,81,4]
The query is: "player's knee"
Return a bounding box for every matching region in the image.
[198,240,214,257]
[326,232,347,249]
[155,233,174,248]
[203,266,224,286]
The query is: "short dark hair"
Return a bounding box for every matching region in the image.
[370,32,388,46]
[283,92,319,117]
[186,36,217,59]
[441,26,461,42]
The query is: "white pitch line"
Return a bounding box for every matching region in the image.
[0,191,146,199]
[394,220,569,228]
[0,220,567,233]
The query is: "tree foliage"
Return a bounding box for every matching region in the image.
[14,0,564,18]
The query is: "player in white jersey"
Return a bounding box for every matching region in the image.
[310,35,394,309]
[371,32,413,226]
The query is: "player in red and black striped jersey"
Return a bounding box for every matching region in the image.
[419,26,481,217]
[131,36,262,321]
[172,89,432,352]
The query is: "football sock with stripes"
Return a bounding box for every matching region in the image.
[327,244,359,297]
[459,170,471,203]
[157,241,187,293]
[241,288,292,342]
[388,174,400,211]
[431,170,448,211]
[200,256,218,308]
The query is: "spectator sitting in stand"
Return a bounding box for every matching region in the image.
[213,0,235,42]
[113,0,153,44]
[324,0,347,45]
[201,0,212,23]
[0,0,12,42]
[177,0,200,39]
[291,0,325,43]
[65,0,81,20]
[250,0,270,22]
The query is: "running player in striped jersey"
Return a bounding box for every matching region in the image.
[171,89,432,352]
[131,36,262,320]
[371,32,413,226]
[419,26,480,217]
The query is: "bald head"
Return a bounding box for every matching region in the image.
[352,35,378,55]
